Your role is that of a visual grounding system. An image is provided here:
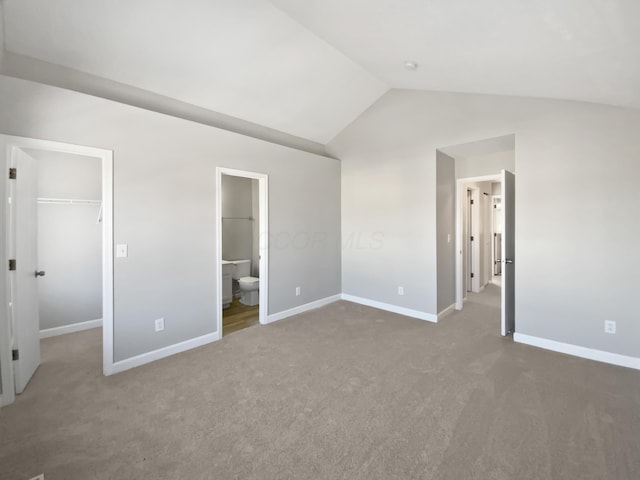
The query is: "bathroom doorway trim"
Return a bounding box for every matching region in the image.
[215,167,269,336]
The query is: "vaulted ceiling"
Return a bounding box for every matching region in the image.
[1,0,387,145]
[272,0,640,111]
[2,0,639,147]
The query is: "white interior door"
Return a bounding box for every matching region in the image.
[10,148,41,393]
[501,170,515,336]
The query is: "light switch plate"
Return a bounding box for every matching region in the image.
[604,320,616,334]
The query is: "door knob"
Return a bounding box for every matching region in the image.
[35,270,46,277]
[504,259,513,264]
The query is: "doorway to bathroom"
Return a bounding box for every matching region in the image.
[215,168,268,337]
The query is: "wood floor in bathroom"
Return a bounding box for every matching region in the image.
[223,297,259,336]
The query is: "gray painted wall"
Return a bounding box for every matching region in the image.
[0,75,341,363]
[32,149,102,330]
[328,89,640,358]
[478,183,492,288]
[455,150,515,179]
[338,140,435,312]
[221,175,256,265]
[436,151,455,313]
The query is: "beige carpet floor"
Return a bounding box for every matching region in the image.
[1,286,639,480]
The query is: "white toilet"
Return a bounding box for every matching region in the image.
[232,259,259,306]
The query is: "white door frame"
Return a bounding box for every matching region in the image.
[1,134,113,406]
[455,174,500,310]
[215,167,268,336]
[468,187,480,293]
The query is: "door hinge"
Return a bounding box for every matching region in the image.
[12,349,19,361]
[470,236,474,241]
[8,259,16,271]
[470,199,474,205]
[470,273,475,278]
[9,168,17,180]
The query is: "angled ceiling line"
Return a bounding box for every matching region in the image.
[2,0,389,147]
[0,51,333,158]
[0,3,334,159]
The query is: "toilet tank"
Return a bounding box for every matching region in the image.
[232,259,251,279]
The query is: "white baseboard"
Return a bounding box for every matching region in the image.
[265,294,342,324]
[341,294,437,323]
[40,318,102,339]
[438,303,456,321]
[108,331,220,375]
[514,333,640,371]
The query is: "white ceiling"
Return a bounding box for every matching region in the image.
[2,0,388,144]
[272,0,640,110]
[2,0,639,146]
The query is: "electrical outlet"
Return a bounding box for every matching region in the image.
[398,286,404,296]
[295,286,301,296]
[116,244,128,258]
[604,320,616,334]
[155,317,165,332]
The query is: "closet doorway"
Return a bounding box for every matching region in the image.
[0,135,113,406]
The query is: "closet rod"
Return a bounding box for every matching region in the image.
[222,216,254,221]
[37,197,102,206]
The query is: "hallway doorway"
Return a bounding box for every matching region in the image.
[455,171,515,336]
[436,133,516,337]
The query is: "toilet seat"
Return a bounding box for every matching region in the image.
[238,276,259,286]
[238,276,259,306]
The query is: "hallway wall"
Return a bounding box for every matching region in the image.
[328,88,640,359]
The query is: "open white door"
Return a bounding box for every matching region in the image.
[501,170,515,336]
[9,148,41,393]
